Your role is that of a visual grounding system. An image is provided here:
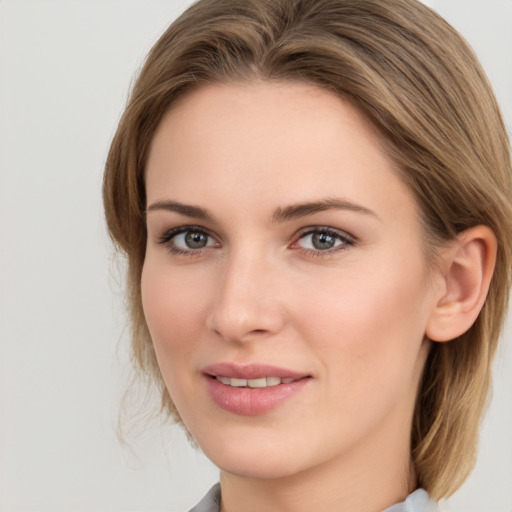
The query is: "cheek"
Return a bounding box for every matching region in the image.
[294,250,432,379]
[140,261,210,376]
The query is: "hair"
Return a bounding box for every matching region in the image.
[103,0,512,500]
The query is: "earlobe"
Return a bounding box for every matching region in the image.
[426,226,497,343]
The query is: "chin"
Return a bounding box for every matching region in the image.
[196,430,310,480]
[216,456,305,480]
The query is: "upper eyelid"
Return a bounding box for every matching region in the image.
[158,225,217,242]
[294,226,355,242]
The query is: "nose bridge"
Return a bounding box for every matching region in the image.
[207,244,285,342]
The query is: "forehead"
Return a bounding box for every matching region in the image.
[148,80,389,168]
[145,80,417,224]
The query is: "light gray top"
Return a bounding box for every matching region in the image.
[188,483,440,512]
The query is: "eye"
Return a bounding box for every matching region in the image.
[176,230,210,249]
[294,227,354,255]
[158,226,219,255]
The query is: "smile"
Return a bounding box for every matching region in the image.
[215,376,298,388]
[203,363,311,415]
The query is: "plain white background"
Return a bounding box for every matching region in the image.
[0,1,511,511]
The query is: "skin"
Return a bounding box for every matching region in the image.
[142,81,447,512]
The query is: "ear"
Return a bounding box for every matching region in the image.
[426,225,497,342]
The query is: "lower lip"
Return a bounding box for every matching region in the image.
[204,376,310,416]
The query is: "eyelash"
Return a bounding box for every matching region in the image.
[157,226,355,258]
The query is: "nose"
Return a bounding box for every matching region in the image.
[206,249,287,343]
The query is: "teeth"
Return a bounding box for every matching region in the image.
[247,377,268,388]
[266,376,282,386]
[216,376,295,388]
[230,378,248,387]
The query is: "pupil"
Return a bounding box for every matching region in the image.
[312,232,335,250]
[185,231,207,249]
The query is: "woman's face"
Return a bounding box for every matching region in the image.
[142,81,440,481]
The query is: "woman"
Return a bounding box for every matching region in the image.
[103,0,512,510]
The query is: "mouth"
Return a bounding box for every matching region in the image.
[213,376,299,388]
[202,363,311,415]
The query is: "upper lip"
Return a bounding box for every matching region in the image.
[202,362,310,380]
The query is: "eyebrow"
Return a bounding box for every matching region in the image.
[271,197,377,222]
[146,197,377,222]
[147,200,214,220]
